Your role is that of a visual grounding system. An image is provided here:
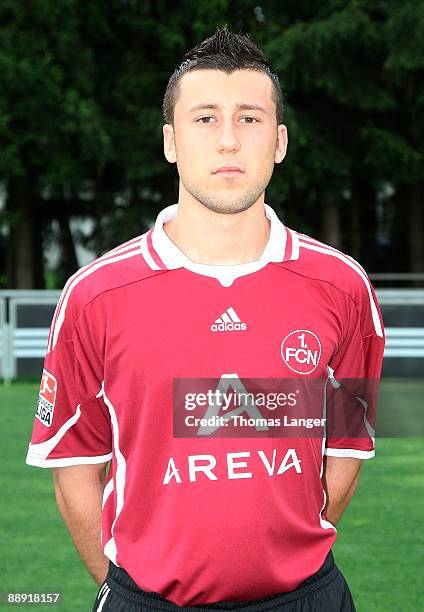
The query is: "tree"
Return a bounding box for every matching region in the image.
[0,0,423,288]
[255,0,423,273]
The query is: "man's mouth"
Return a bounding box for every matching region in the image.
[213,166,245,175]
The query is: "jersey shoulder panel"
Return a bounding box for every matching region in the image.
[284,230,367,295]
[48,231,164,350]
[279,229,384,338]
[66,232,160,305]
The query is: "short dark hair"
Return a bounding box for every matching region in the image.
[162,26,283,125]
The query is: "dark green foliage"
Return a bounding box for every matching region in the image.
[0,1,423,287]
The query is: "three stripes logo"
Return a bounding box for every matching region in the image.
[211,307,247,332]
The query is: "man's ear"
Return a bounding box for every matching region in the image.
[274,124,288,164]
[163,124,177,163]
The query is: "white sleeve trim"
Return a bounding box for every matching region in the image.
[325,448,375,459]
[28,405,82,460]
[102,478,114,509]
[26,452,112,468]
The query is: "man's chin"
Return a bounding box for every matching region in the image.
[199,199,257,215]
[191,189,263,215]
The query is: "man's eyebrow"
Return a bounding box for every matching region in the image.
[188,103,219,112]
[188,103,268,113]
[236,103,267,113]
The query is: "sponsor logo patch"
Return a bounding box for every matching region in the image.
[35,369,57,427]
[281,329,322,374]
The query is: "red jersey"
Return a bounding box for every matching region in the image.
[26,204,385,606]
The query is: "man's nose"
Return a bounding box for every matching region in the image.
[216,120,241,153]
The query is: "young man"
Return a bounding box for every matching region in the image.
[26,27,385,612]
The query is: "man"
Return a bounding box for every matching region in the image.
[26,27,385,612]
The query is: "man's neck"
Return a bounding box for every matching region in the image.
[163,192,270,266]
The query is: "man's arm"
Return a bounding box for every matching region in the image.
[321,456,362,526]
[52,462,109,584]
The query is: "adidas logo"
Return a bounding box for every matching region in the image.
[211,307,247,332]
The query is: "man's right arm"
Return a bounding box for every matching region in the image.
[52,462,110,585]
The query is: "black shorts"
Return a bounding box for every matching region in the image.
[92,551,356,612]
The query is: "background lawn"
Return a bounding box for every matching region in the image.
[0,381,423,611]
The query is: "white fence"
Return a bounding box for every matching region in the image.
[0,291,60,383]
[0,289,423,382]
[377,290,424,360]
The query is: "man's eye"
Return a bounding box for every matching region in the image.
[240,116,258,123]
[197,116,216,124]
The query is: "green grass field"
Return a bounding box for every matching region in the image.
[0,381,423,611]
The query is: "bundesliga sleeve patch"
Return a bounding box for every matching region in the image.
[35,369,57,428]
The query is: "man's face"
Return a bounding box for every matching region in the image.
[163,69,287,215]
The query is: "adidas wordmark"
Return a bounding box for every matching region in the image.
[211,307,247,332]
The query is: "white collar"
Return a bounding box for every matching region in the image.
[141,203,298,287]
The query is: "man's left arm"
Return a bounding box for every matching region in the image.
[321,456,362,526]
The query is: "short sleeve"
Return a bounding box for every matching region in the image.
[325,281,385,459]
[26,293,112,468]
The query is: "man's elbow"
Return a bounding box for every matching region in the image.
[52,463,109,498]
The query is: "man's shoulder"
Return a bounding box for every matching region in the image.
[66,233,155,305]
[48,232,164,349]
[280,229,385,337]
[282,228,373,303]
